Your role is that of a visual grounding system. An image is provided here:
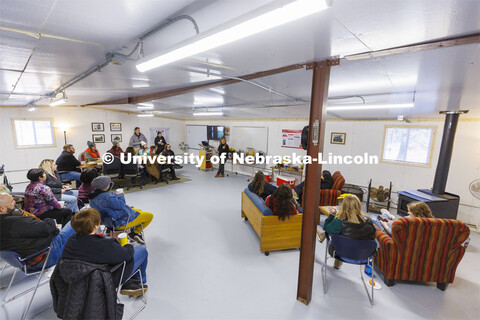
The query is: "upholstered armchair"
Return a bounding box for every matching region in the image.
[375,217,470,291]
[319,171,345,206]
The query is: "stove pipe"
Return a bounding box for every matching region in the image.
[432,111,466,194]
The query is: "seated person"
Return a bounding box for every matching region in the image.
[137,141,150,156]
[83,141,100,161]
[160,144,179,180]
[0,193,75,270]
[265,184,298,221]
[88,176,153,244]
[24,169,72,226]
[322,194,375,269]
[56,144,82,187]
[373,201,434,236]
[39,159,79,213]
[78,168,99,204]
[248,171,277,200]
[61,208,148,297]
[108,142,123,158]
[294,170,334,204]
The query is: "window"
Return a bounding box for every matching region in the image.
[382,126,436,166]
[13,119,55,148]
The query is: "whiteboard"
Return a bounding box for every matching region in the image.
[230,126,268,154]
[186,125,207,149]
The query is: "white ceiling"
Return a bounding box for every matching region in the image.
[1,0,479,120]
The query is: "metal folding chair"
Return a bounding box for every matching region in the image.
[0,247,53,320]
[322,234,377,305]
[101,212,147,246]
[114,261,147,320]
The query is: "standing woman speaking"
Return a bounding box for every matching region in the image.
[215,137,229,178]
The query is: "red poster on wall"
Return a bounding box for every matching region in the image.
[281,129,302,149]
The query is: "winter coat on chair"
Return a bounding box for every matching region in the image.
[50,259,124,320]
[88,190,139,228]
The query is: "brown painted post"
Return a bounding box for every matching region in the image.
[296,59,337,305]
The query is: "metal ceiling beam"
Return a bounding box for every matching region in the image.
[344,32,480,60]
[88,63,305,106]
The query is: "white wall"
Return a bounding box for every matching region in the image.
[186,118,480,226]
[0,107,184,184]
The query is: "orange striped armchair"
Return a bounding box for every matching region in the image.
[319,171,345,206]
[375,217,470,291]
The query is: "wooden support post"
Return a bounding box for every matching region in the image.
[296,59,336,305]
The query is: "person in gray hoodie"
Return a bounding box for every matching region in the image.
[128,127,147,149]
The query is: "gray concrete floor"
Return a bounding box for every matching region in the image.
[2,164,479,319]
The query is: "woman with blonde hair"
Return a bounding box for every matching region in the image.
[322,194,375,269]
[248,171,277,200]
[39,159,79,213]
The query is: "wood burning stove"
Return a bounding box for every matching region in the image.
[397,110,468,219]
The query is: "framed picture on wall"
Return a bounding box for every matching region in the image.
[110,123,122,131]
[92,134,105,143]
[91,122,104,132]
[330,132,346,145]
[111,134,122,143]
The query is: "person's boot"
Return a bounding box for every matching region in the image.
[171,174,180,180]
[316,229,326,243]
[333,259,343,269]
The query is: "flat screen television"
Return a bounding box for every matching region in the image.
[207,126,225,140]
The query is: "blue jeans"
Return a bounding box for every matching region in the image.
[61,191,79,213]
[60,171,82,188]
[130,246,148,284]
[369,213,392,232]
[31,222,76,271]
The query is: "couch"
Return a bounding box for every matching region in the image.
[241,189,302,255]
[319,171,345,206]
[375,217,470,290]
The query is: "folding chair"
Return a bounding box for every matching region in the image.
[101,212,146,246]
[322,234,377,305]
[0,247,53,320]
[114,261,147,320]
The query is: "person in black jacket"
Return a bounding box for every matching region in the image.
[154,131,167,154]
[50,259,123,320]
[161,144,180,180]
[0,193,75,270]
[215,137,229,178]
[39,159,79,213]
[62,208,148,297]
[322,194,375,269]
[55,144,82,187]
[294,170,334,205]
[248,171,277,200]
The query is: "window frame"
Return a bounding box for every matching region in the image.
[11,118,57,149]
[380,124,437,168]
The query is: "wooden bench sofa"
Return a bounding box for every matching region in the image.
[241,189,302,256]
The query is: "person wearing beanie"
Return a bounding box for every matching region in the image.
[83,141,100,161]
[108,141,123,158]
[128,127,147,149]
[88,176,153,245]
[137,141,149,156]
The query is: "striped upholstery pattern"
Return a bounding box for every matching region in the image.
[319,171,345,206]
[375,217,470,284]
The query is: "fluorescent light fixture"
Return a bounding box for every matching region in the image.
[50,92,68,106]
[194,95,224,106]
[153,111,172,114]
[210,87,225,95]
[326,103,414,111]
[28,107,36,111]
[138,102,154,107]
[193,112,224,116]
[137,106,154,110]
[138,113,154,117]
[137,0,330,72]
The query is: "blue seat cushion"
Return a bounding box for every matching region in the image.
[244,188,273,216]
